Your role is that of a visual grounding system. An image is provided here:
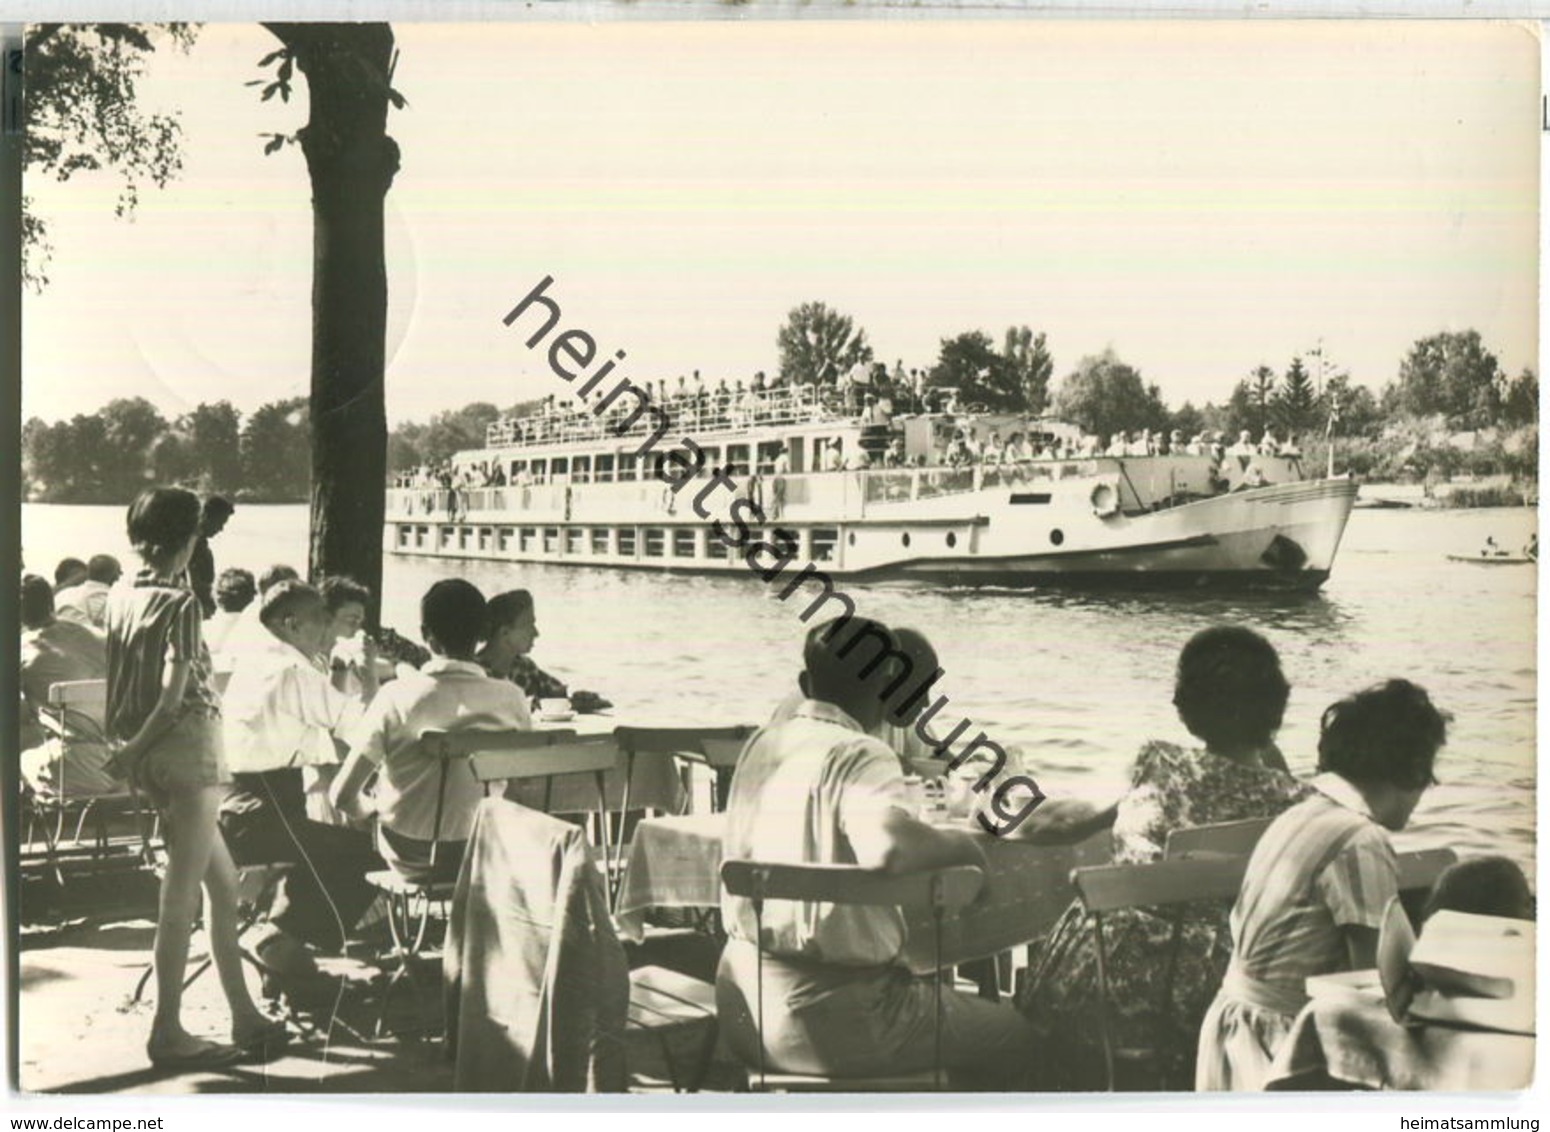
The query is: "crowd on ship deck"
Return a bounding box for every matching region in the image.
[19,483,1533,1089]
[389,352,1304,492]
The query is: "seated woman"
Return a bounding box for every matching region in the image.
[1017,625,1311,1091]
[476,589,608,712]
[1197,679,1449,1091]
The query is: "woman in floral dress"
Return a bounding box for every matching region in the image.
[1019,626,1311,1091]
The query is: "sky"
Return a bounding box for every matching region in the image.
[21,19,1540,427]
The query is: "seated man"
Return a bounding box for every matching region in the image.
[219,581,386,983]
[55,554,121,630]
[18,574,117,798]
[717,617,1036,1088]
[331,579,532,884]
[769,625,943,765]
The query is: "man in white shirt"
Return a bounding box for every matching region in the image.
[718,618,1036,1087]
[332,579,533,884]
[54,554,121,630]
[218,581,384,981]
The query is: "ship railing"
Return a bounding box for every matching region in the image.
[482,383,852,449]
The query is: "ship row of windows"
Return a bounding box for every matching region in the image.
[396,524,840,562]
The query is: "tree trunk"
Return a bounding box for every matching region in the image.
[273,23,399,625]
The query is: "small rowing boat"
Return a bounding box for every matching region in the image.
[1446,554,1535,566]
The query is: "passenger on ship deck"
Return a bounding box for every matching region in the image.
[718,618,1037,1088]
[844,447,871,471]
[1228,430,1257,458]
[1278,433,1302,457]
[884,438,906,468]
[1004,433,1031,463]
[1018,625,1311,1090]
[332,579,532,885]
[823,440,844,472]
[1197,679,1450,1092]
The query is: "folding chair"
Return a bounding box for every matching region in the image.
[466,729,618,884]
[1164,816,1274,861]
[364,728,579,1036]
[719,860,985,1092]
[613,725,756,818]
[1072,844,1461,1091]
[26,680,159,885]
[1071,853,1251,1091]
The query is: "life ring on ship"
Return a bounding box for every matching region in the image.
[1090,481,1120,518]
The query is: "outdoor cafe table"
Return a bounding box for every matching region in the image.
[1264,992,1535,1091]
[614,812,1111,974]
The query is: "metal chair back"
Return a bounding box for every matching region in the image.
[614,725,756,813]
[1164,816,1274,860]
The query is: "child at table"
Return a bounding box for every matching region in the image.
[1196,679,1451,1092]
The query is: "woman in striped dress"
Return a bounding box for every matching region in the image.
[1196,679,1450,1091]
[106,487,283,1069]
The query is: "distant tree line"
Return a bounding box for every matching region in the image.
[24,321,1537,505]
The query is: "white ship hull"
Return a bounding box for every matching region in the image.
[386,457,1359,593]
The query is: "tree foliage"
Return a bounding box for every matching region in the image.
[22,23,197,288]
[776,301,872,386]
[1396,329,1504,426]
[1273,357,1319,436]
[1003,325,1054,415]
[240,398,311,502]
[1052,350,1169,440]
[928,331,1022,412]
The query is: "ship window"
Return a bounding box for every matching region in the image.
[673,529,698,558]
[398,526,411,548]
[566,528,585,554]
[757,442,783,475]
[644,529,666,558]
[572,456,591,484]
[702,447,721,471]
[590,527,609,555]
[478,526,492,551]
[1050,529,1064,546]
[551,458,569,482]
[520,527,536,552]
[441,526,456,549]
[509,461,522,482]
[530,459,548,485]
[618,527,637,556]
[727,444,751,471]
[543,527,560,553]
[901,532,911,548]
[946,532,957,549]
[848,531,856,547]
[595,455,615,484]
[498,527,513,552]
[812,528,839,562]
[618,454,638,482]
[416,525,429,548]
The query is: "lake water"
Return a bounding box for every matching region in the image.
[23,501,1538,879]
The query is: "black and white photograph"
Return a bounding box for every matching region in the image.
[7,8,1540,1110]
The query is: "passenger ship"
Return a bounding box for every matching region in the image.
[385,385,1359,591]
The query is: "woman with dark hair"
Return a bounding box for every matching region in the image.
[1017,625,1310,1090]
[1198,679,1450,1091]
[105,487,282,1068]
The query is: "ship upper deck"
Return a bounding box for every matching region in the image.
[484,383,854,451]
